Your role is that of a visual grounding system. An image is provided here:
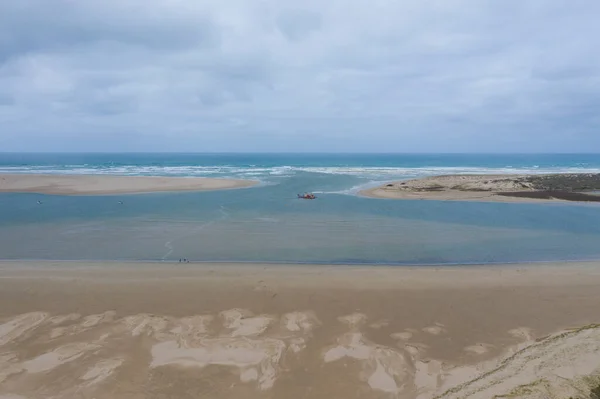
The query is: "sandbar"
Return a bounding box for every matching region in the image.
[0,174,257,195]
[2,261,600,398]
[361,173,600,203]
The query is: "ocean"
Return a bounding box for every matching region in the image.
[1,153,600,265]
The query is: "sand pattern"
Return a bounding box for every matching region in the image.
[324,314,411,393]
[464,343,494,355]
[422,323,447,336]
[0,312,48,347]
[435,325,600,399]
[80,357,125,386]
[391,331,414,341]
[1,311,600,398]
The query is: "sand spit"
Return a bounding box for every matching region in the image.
[0,173,257,195]
[361,173,600,203]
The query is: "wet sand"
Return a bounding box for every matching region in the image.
[2,261,600,398]
[0,174,257,195]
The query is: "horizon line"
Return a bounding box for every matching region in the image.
[2,151,600,155]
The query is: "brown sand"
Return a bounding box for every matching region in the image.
[360,174,600,203]
[0,174,257,195]
[1,261,600,398]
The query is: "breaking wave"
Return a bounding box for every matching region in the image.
[2,164,600,183]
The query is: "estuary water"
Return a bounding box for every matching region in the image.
[1,153,600,264]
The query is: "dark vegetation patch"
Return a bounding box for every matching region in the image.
[524,174,600,191]
[590,382,600,399]
[496,191,600,202]
[463,188,492,192]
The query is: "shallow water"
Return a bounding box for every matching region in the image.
[1,153,600,264]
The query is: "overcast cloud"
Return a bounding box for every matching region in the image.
[0,0,599,152]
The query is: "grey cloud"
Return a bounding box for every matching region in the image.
[0,2,220,63]
[1,0,599,152]
[276,9,322,41]
[532,66,600,82]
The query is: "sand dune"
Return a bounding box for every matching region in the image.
[0,173,257,195]
[361,174,600,203]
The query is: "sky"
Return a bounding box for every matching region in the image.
[0,0,599,153]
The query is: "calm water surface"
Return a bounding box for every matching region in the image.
[1,153,599,264]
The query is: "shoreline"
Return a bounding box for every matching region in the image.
[360,173,600,203]
[0,173,258,195]
[2,261,600,398]
[3,257,600,268]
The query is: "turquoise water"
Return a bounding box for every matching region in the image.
[1,153,600,264]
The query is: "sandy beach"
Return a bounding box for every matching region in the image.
[0,174,258,195]
[2,261,600,398]
[361,174,600,203]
